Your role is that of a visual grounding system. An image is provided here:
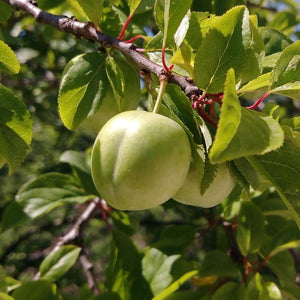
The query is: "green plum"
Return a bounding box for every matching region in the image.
[173,162,236,208]
[91,110,192,210]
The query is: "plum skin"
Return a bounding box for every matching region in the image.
[91,110,192,210]
[173,163,236,208]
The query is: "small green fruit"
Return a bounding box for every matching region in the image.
[91,110,192,210]
[173,163,235,208]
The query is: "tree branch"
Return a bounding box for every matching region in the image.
[54,197,102,250]
[3,0,201,98]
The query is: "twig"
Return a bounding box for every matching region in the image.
[34,197,102,284]
[79,252,100,295]
[54,197,102,250]
[2,0,201,99]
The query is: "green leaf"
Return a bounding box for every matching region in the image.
[72,0,104,26]
[239,19,265,84]
[247,130,300,228]
[154,0,192,47]
[128,0,155,14]
[0,2,12,22]
[0,292,14,300]
[152,270,198,300]
[151,225,195,255]
[40,245,81,281]
[1,173,90,231]
[212,282,245,300]
[58,52,108,130]
[258,27,292,56]
[142,248,180,296]
[209,69,284,163]
[131,0,155,14]
[110,211,136,235]
[268,10,297,32]
[234,158,271,191]
[270,40,300,89]
[162,84,203,144]
[200,250,240,278]
[0,84,32,174]
[271,82,300,100]
[246,273,282,300]
[0,40,20,74]
[170,42,194,77]
[236,201,265,255]
[194,6,251,93]
[12,280,59,300]
[60,150,98,195]
[238,72,271,93]
[185,11,216,50]
[61,52,140,131]
[107,230,152,300]
[105,56,124,108]
[269,240,300,258]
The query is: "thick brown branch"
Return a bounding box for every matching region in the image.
[3,0,201,98]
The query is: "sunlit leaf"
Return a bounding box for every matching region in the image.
[142,248,180,296]
[270,40,300,88]
[40,245,81,281]
[0,40,20,74]
[209,69,284,163]
[154,0,192,47]
[0,84,32,174]
[194,6,251,93]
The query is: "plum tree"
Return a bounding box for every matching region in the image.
[91,110,192,210]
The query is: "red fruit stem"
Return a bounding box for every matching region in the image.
[117,13,133,40]
[246,92,271,109]
[161,43,174,72]
[198,106,218,128]
[125,34,146,43]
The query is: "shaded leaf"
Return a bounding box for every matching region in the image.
[107,230,152,300]
[212,282,245,300]
[258,27,292,56]
[12,280,59,300]
[236,201,265,255]
[200,250,240,278]
[1,173,90,231]
[60,150,98,195]
[247,129,300,228]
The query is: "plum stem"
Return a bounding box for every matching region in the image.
[161,42,174,72]
[153,75,168,114]
[117,13,133,40]
[246,92,270,109]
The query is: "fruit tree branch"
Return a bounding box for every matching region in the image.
[2,0,201,98]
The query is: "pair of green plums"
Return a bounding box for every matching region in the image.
[91,110,235,210]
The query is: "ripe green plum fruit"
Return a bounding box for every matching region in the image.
[173,162,236,208]
[91,110,192,210]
